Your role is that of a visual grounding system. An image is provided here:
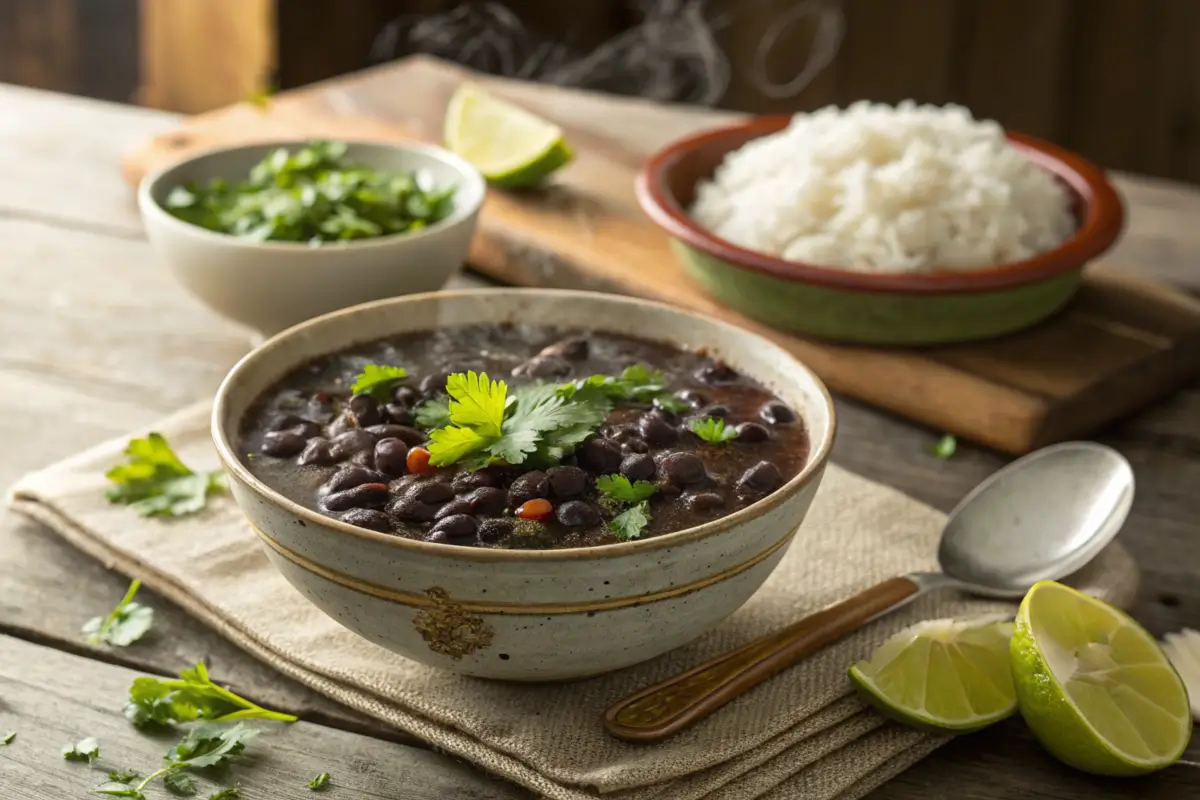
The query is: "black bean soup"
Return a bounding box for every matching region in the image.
[240,325,809,550]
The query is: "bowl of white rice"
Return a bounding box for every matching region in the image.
[638,102,1124,344]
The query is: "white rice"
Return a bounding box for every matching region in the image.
[690,101,1076,273]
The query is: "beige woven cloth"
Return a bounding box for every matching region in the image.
[8,402,1141,800]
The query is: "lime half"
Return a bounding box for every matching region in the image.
[849,617,1016,733]
[444,84,572,188]
[1011,580,1192,776]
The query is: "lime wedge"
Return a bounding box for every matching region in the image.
[444,84,572,188]
[1011,580,1193,775]
[849,617,1017,733]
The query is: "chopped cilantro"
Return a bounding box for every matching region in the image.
[689,417,738,444]
[164,771,198,796]
[414,395,452,428]
[308,772,331,790]
[561,364,667,405]
[654,395,690,414]
[208,789,242,800]
[93,782,146,799]
[0,731,14,746]
[596,474,658,503]
[125,661,297,729]
[64,737,100,763]
[928,434,957,459]
[350,364,407,402]
[106,434,226,517]
[82,580,154,647]
[108,769,141,783]
[167,723,258,769]
[610,501,652,540]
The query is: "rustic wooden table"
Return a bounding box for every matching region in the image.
[1,68,1198,799]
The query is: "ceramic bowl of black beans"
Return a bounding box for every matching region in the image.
[212,288,835,680]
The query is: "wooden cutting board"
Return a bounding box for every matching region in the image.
[120,59,1200,456]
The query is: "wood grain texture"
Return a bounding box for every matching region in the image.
[116,56,1200,455]
[0,635,530,799]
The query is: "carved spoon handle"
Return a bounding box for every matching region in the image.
[602,575,921,743]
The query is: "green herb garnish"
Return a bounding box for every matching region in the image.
[108,769,140,783]
[350,364,408,402]
[307,772,331,790]
[929,434,957,459]
[689,417,738,444]
[560,364,667,405]
[125,661,297,729]
[208,789,242,800]
[596,474,658,504]
[95,724,257,800]
[163,141,457,243]
[1,731,14,746]
[164,771,198,796]
[82,580,154,647]
[63,737,100,763]
[414,396,452,429]
[610,501,652,541]
[106,434,226,517]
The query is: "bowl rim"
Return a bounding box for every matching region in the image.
[637,115,1126,295]
[211,287,837,563]
[137,138,487,251]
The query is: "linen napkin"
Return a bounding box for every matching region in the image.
[8,402,1141,800]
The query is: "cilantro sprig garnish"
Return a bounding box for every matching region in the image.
[689,417,738,444]
[308,772,332,790]
[125,661,297,729]
[413,396,451,429]
[63,737,100,763]
[560,364,683,410]
[596,474,658,504]
[82,580,154,647]
[106,434,226,517]
[610,501,652,541]
[350,364,407,402]
[93,724,258,799]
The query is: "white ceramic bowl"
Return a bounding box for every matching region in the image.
[139,141,486,336]
[212,289,836,681]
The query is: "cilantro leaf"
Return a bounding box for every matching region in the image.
[167,723,259,769]
[428,425,489,467]
[208,789,241,800]
[654,395,690,414]
[93,782,146,799]
[413,396,452,429]
[125,661,297,729]
[308,772,332,790]
[596,474,658,503]
[1,732,14,746]
[164,771,198,795]
[610,501,652,541]
[928,434,957,459]
[689,417,738,444]
[108,769,140,783]
[83,580,154,647]
[64,737,100,763]
[446,371,507,437]
[350,364,407,402]
[106,434,226,517]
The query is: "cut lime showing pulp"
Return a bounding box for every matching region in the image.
[849,617,1016,733]
[1011,580,1192,776]
[444,84,572,188]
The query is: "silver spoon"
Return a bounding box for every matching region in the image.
[603,441,1135,743]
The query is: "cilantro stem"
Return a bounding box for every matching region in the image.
[90,580,141,644]
[155,678,298,722]
[135,765,176,794]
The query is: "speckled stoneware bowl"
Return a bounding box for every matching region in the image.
[212,289,835,681]
[638,116,1125,345]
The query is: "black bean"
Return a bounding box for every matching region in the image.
[419,373,450,395]
[508,470,550,505]
[350,449,375,467]
[467,486,508,515]
[578,438,624,474]
[366,424,426,447]
[620,453,656,482]
[734,422,770,442]
[477,518,513,544]
[760,401,796,425]
[684,492,725,513]
[261,429,306,457]
[374,438,409,475]
[269,414,321,436]
[513,355,572,379]
[638,412,679,446]
[326,413,355,438]
[340,508,392,532]
[609,424,641,442]
[392,385,418,406]
[431,514,478,542]
[739,460,784,493]
[546,465,588,498]
[330,429,375,459]
[322,482,389,512]
[324,464,389,494]
[383,403,414,426]
[735,485,764,506]
[621,438,649,454]
[390,496,438,522]
[297,437,338,466]
[348,394,381,427]
[659,452,707,486]
[404,480,455,505]
[675,389,708,409]
[435,498,475,520]
[452,470,496,493]
[539,336,589,361]
[695,362,740,384]
[556,500,600,527]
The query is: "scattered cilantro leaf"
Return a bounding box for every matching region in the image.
[610,501,651,541]
[654,395,690,414]
[928,434,957,459]
[83,579,154,647]
[413,396,452,429]
[93,782,146,799]
[164,771,198,796]
[64,737,100,763]
[108,769,141,783]
[446,371,507,437]
[308,772,331,790]
[125,661,297,729]
[106,434,226,517]
[208,788,241,800]
[596,474,658,503]
[167,723,258,769]
[689,417,738,444]
[350,365,407,402]
[1,731,14,746]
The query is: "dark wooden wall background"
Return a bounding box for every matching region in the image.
[2,0,1200,185]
